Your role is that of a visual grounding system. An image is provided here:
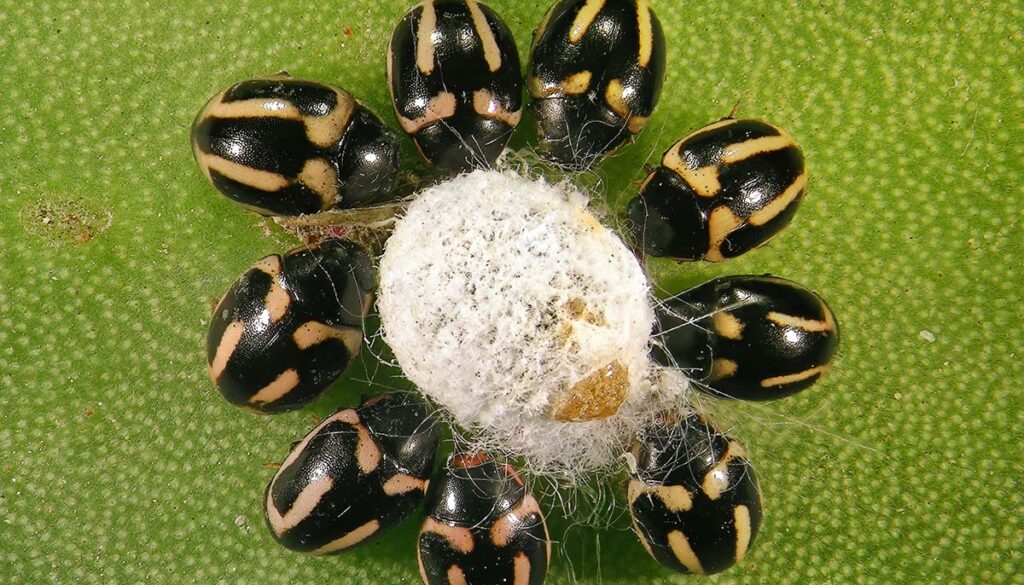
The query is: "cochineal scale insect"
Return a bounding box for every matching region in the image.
[192,0,842,582]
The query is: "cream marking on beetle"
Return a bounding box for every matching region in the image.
[629,480,695,513]
[559,70,593,95]
[637,0,653,67]
[312,519,381,554]
[709,358,738,381]
[466,0,502,72]
[417,1,438,75]
[527,75,552,98]
[447,565,469,585]
[705,205,745,262]
[297,158,339,209]
[202,155,290,192]
[398,92,457,133]
[422,518,475,554]
[472,89,523,126]
[513,552,532,585]
[721,133,795,164]
[264,277,290,324]
[713,311,745,340]
[209,321,244,381]
[569,0,606,43]
[604,78,631,119]
[293,321,364,356]
[249,369,300,405]
[354,423,382,475]
[490,494,543,547]
[382,474,427,496]
[734,505,753,561]
[749,172,808,226]
[703,441,748,500]
[667,530,705,574]
[265,475,334,535]
[253,255,283,276]
[627,114,649,134]
[761,364,830,387]
[662,153,722,197]
[205,92,355,149]
[767,309,836,332]
[303,91,355,148]
[206,97,303,122]
[273,410,352,477]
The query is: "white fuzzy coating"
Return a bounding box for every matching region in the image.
[378,170,677,476]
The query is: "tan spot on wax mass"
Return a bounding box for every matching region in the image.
[550,361,629,422]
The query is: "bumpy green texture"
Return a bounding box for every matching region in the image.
[0,1,1020,583]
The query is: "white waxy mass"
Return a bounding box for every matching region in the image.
[378,170,673,476]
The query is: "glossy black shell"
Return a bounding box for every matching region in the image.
[388,0,523,172]
[529,0,666,169]
[206,239,375,413]
[628,118,807,261]
[264,394,441,554]
[191,76,401,216]
[418,454,549,585]
[653,275,839,400]
[628,413,762,575]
